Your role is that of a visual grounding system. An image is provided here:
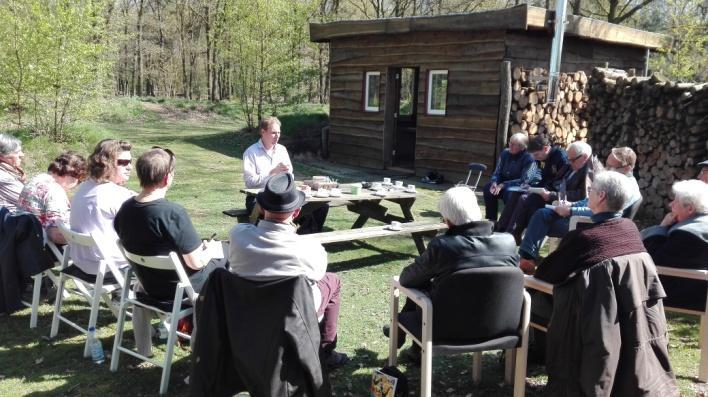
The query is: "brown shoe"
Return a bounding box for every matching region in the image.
[519,258,537,275]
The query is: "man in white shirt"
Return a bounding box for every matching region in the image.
[242,117,327,233]
[229,172,348,369]
[69,139,136,279]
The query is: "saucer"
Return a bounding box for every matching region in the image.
[372,191,387,197]
[404,189,416,193]
[329,192,342,197]
[385,225,402,231]
[315,192,330,198]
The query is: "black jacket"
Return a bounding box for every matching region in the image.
[545,253,678,397]
[399,220,519,299]
[0,206,52,315]
[642,214,708,311]
[190,268,331,397]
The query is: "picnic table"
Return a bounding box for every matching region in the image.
[237,184,438,253]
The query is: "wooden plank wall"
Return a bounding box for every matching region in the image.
[505,31,647,73]
[328,30,506,182]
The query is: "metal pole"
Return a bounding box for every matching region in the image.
[547,0,568,103]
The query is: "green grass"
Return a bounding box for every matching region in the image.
[1,100,706,396]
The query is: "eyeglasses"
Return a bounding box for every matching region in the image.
[152,146,175,171]
[569,154,584,162]
[116,159,132,167]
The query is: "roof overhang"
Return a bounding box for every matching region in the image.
[310,4,670,50]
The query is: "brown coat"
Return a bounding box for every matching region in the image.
[545,252,678,397]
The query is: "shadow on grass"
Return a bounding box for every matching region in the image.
[182,129,248,160]
[326,242,417,273]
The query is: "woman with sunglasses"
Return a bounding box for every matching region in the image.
[18,151,87,245]
[0,133,26,212]
[67,139,136,278]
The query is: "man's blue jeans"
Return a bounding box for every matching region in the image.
[519,208,570,258]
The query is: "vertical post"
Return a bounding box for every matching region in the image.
[496,61,512,167]
[644,48,650,77]
[547,0,568,103]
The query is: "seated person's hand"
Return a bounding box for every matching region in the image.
[490,183,503,195]
[659,212,677,227]
[519,258,536,275]
[201,239,225,260]
[540,189,551,202]
[554,204,571,217]
[269,162,290,175]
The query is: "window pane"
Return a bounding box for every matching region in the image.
[431,72,447,112]
[399,68,415,117]
[367,73,379,109]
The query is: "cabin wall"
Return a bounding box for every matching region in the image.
[505,31,647,73]
[328,30,506,181]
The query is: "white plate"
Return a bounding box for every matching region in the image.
[404,189,416,193]
[329,193,342,198]
[315,192,330,198]
[372,191,387,197]
[385,225,402,231]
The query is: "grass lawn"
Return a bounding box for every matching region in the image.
[1,101,706,396]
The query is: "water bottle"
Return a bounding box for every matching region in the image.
[88,326,105,364]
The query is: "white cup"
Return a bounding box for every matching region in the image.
[394,180,403,188]
[317,188,327,196]
[407,184,416,192]
[372,182,382,190]
[383,177,391,184]
[330,188,341,197]
[390,221,402,230]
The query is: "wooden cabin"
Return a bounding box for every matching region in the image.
[310,4,668,182]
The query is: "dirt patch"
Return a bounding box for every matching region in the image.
[141,102,216,123]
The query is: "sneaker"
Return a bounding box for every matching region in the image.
[324,351,349,370]
[382,324,406,349]
[401,345,421,366]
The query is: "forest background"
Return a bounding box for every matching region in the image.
[0,0,706,142]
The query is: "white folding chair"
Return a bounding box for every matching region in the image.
[20,240,66,329]
[50,223,126,358]
[110,245,197,396]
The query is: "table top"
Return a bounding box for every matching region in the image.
[240,186,417,202]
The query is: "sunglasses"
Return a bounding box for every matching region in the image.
[116,159,132,167]
[569,154,584,162]
[152,146,175,171]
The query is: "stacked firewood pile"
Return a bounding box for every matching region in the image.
[509,67,590,146]
[586,67,708,222]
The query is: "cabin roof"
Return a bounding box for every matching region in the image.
[310,4,669,50]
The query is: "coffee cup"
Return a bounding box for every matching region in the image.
[371,182,382,190]
[383,177,391,184]
[394,180,403,188]
[330,188,341,197]
[390,221,402,231]
[350,185,362,195]
[406,184,416,192]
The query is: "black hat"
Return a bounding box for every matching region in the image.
[256,173,306,213]
[699,160,708,168]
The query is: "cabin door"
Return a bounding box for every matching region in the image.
[391,67,418,169]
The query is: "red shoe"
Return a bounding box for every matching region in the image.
[519,258,537,275]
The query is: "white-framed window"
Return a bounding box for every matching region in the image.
[364,71,380,112]
[427,70,448,115]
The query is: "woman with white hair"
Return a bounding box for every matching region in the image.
[642,179,708,311]
[483,132,538,221]
[383,186,519,359]
[0,133,26,212]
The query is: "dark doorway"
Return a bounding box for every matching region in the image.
[391,67,418,169]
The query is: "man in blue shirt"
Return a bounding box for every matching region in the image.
[483,133,539,221]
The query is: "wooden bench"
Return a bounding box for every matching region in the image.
[222,208,251,223]
[655,265,708,382]
[525,266,708,382]
[313,221,448,254]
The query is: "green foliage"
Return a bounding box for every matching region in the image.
[649,0,708,81]
[221,0,318,128]
[0,0,111,141]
